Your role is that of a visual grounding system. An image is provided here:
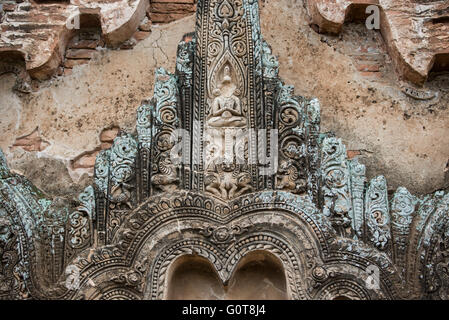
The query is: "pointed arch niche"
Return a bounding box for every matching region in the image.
[226,250,288,300]
[165,251,288,300]
[166,255,224,300]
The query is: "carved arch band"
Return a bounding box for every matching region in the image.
[71,191,394,300]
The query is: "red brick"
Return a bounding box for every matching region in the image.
[150,3,195,14]
[133,30,151,41]
[149,12,191,24]
[68,39,103,49]
[360,71,382,78]
[65,49,96,59]
[63,58,90,68]
[100,127,119,143]
[347,150,362,160]
[100,142,112,150]
[120,39,137,50]
[139,17,152,31]
[12,128,49,152]
[356,64,380,72]
[3,4,17,12]
[71,150,100,169]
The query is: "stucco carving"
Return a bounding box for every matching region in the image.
[0,0,448,300]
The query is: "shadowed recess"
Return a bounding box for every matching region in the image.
[166,251,287,300]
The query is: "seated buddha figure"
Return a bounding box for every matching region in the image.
[207,66,247,128]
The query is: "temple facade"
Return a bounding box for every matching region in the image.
[0,0,449,300]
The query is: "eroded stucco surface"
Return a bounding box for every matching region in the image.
[0,0,448,202]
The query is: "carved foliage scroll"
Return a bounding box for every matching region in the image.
[425,228,449,300]
[108,134,137,243]
[94,149,110,245]
[276,85,307,195]
[109,133,137,209]
[94,133,137,245]
[320,136,352,236]
[365,176,391,251]
[137,102,153,201]
[276,85,321,203]
[0,150,48,298]
[176,36,195,190]
[348,158,366,240]
[420,193,449,299]
[150,68,180,194]
[0,211,21,298]
[261,39,279,80]
[305,98,321,203]
[391,187,416,270]
[65,186,95,262]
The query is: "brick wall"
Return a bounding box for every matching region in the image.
[0,0,197,82]
[148,0,197,24]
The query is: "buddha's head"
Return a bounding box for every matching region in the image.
[222,65,232,83]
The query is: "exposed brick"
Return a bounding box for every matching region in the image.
[2,23,58,32]
[120,39,137,50]
[63,58,90,68]
[6,13,65,23]
[100,127,120,143]
[305,0,449,85]
[356,64,380,72]
[65,49,96,59]
[149,12,191,24]
[353,54,383,62]
[72,127,120,170]
[347,150,362,160]
[139,17,152,31]
[360,71,382,78]
[71,149,100,169]
[12,128,49,152]
[0,0,197,80]
[133,30,151,41]
[100,142,112,150]
[150,3,195,14]
[68,39,103,49]
[3,4,17,12]
[63,68,72,76]
[79,30,101,41]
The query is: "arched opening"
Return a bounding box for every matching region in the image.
[166,255,225,300]
[227,251,288,300]
[333,296,352,300]
[0,50,31,93]
[165,251,288,300]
